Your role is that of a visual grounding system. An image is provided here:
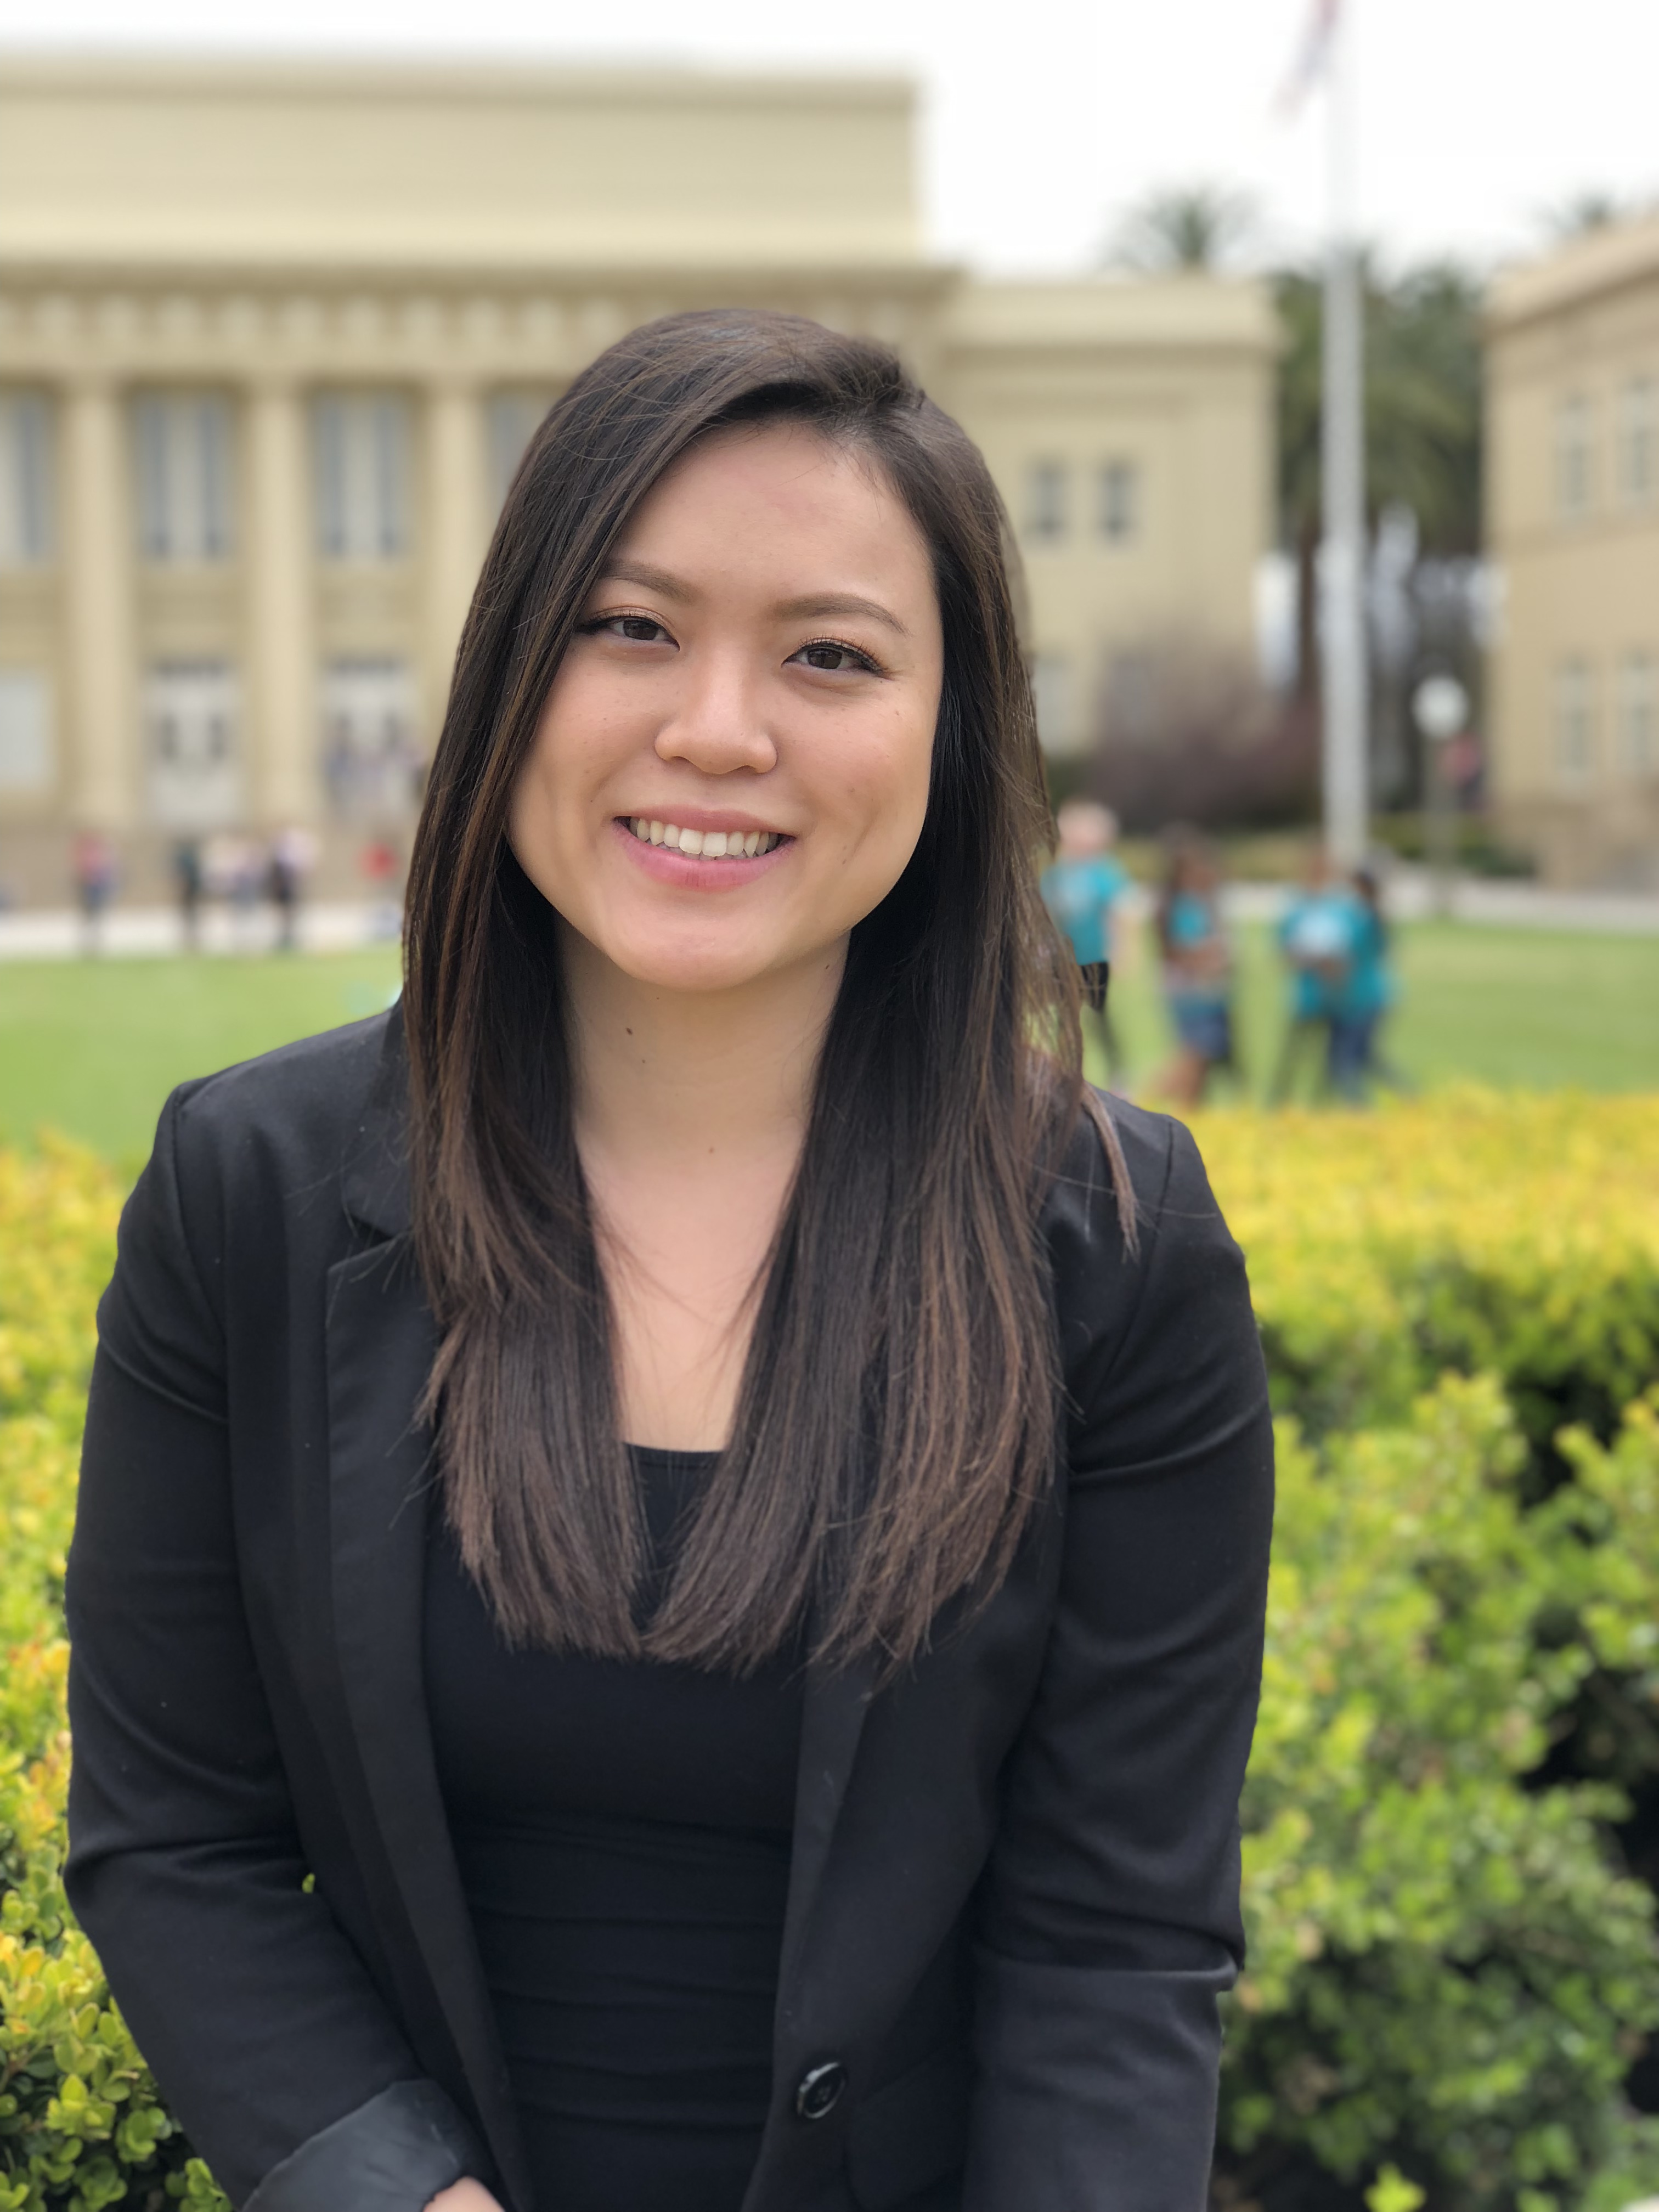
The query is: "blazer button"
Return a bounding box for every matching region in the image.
[794,2061,847,2121]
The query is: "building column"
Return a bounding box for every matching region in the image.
[62,375,138,830]
[246,377,319,824]
[422,379,489,743]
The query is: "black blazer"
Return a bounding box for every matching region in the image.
[66,1012,1273,2212]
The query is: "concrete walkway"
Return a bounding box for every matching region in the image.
[0,901,403,960]
[2,876,1657,961]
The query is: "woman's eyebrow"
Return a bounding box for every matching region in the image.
[598,557,694,601]
[772,592,910,637]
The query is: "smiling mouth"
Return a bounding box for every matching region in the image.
[622,817,787,859]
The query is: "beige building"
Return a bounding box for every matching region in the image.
[0,54,1278,902]
[1486,213,1659,887]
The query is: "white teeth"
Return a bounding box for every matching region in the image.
[625,817,782,857]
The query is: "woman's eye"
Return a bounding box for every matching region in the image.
[589,614,672,645]
[792,641,876,675]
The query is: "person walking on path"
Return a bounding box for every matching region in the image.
[173,839,205,951]
[1040,797,1130,1082]
[67,313,1272,2212]
[1269,845,1358,1105]
[1328,864,1408,1101]
[266,826,318,953]
[1155,831,1237,1108]
[72,830,117,955]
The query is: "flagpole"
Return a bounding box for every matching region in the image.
[1319,0,1368,865]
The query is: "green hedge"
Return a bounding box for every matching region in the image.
[4,1122,1659,2212]
[1219,1379,1659,2210]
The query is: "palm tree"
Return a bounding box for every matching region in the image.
[1542,191,1623,241]
[1277,258,1482,700]
[1107,184,1257,273]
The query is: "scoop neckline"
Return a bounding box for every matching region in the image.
[625,1441,723,1465]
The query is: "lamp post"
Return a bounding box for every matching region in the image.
[1320,0,1369,868]
[1412,673,1469,918]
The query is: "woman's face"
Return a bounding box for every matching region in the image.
[509,421,944,998]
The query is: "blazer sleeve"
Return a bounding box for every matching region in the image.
[65,1088,487,2212]
[964,1111,1274,2212]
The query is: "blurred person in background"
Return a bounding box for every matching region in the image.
[1041,796,1128,1082]
[173,840,205,952]
[1269,846,1357,1105]
[205,832,264,953]
[1328,864,1407,1102]
[1155,830,1235,1108]
[362,837,402,940]
[267,826,319,953]
[72,830,117,956]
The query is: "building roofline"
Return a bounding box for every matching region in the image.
[0,253,961,291]
[0,47,915,109]
[943,274,1283,356]
[1486,208,1659,331]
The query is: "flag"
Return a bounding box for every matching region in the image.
[1275,0,1340,119]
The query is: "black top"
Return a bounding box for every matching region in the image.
[423,1448,805,2212]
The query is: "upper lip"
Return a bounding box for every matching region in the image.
[618,806,791,837]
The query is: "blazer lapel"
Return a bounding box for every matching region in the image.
[774,1631,878,2027]
[327,1042,532,2208]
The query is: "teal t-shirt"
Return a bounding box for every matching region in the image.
[1278,890,1361,1020]
[1041,855,1128,966]
[1163,891,1229,1008]
[1335,905,1395,1018]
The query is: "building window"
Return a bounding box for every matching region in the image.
[145,661,244,827]
[1097,459,1139,543]
[321,658,422,823]
[314,394,411,561]
[1618,377,1656,505]
[1553,658,1595,785]
[0,394,53,567]
[133,393,234,562]
[1554,395,1594,519]
[488,390,556,514]
[0,668,53,791]
[1025,461,1068,544]
[1617,652,1656,777]
[1030,653,1076,754]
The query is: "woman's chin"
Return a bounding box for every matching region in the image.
[596,935,800,999]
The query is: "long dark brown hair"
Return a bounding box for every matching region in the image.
[403,309,1109,1676]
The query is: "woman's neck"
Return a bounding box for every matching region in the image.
[562,932,845,1174]
[558,929,847,1450]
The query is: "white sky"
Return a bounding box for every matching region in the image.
[3,0,1655,280]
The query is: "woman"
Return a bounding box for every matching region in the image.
[1327,865,1407,1102]
[1155,832,1237,1109]
[67,313,1273,2212]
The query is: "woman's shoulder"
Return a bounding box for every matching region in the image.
[167,1006,398,1149]
[148,1007,405,1239]
[103,1012,407,1383]
[1042,1090,1240,1356]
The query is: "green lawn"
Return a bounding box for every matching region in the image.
[0,950,402,1168]
[0,924,1655,1166]
[1096,921,1659,1101]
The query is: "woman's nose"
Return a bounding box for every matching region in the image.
[653,657,778,777]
